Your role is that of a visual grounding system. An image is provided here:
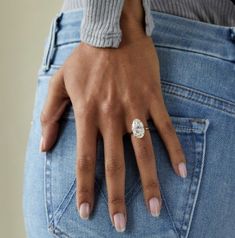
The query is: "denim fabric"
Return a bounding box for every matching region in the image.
[23,10,235,238]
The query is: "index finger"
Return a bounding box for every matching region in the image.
[40,67,69,151]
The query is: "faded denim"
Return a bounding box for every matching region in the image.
[23,10,235,238]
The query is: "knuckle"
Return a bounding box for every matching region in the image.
[77,155,94,172]
[144,180,159,193]
[77,187,90,196]
[160,119,175,136]
[150,85,161,99]
[172,146,185,164]
[109,197,125,206]
[105,159,123,176]
[101,101,122,118]
[40,112,50,126]
[123,94,136,105]
[75,104,93,119]
[174,145,184,155]
[76,187,91,201]
[136,144,152,161]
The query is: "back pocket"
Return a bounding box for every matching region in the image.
[44,112,209,238]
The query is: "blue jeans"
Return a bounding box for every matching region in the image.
[23,10,235,238]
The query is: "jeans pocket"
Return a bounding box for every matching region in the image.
[44,110,209,237]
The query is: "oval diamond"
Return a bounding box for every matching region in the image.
[132,119,145,138]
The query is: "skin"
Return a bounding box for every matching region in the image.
[40,0,187,232]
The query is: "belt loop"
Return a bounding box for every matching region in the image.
[42,11,63,72]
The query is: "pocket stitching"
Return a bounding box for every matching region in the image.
[159,181,181,238]
[44,152,54,225]
[180,120,209,238]
[47,174,105,227]
[162,80,235,116]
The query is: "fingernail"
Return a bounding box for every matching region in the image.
[178,162,187,178]
[79,202,90,220]
[39,137,44,152]
[113,213,126,232]
[149,197,161,217]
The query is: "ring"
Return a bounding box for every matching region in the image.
[130,118,150,138]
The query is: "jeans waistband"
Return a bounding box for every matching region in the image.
[42,9,235,72]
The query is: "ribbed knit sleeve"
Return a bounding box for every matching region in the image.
[79,0,154,48]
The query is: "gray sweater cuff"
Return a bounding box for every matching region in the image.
[80,0,154,48]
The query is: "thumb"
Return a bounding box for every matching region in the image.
[40,67,70,152]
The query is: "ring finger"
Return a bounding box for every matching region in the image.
[126,114,162,217]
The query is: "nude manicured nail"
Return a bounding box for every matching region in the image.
[178,162,187,178]
[149,197,161,217]
[39,137,44,152]
[113,213,126,232]
[79,202,90,220]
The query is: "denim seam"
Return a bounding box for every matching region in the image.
[162,81,235,116]
[159,180,181,238]
[179,120,209,238]
[96,182,109,205]
[49,226,71,238]
[56,41,80,48]
[179,133,197,238]
[162,81,235,107]
[53,179,76,225]
[50,181,108,238]
[163,90,235,118]
[51,177,105,226]
[126,176,142,206]
[96,175,144,207]
[44,152,56,233]
[184,120,209,238]
[155,43,235,63]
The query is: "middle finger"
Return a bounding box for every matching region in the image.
[101,122,127,233]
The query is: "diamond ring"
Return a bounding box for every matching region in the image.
[130,118,150,138]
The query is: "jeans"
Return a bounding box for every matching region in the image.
[23,10,235,238]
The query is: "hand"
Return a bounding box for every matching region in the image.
[39,35,187,232]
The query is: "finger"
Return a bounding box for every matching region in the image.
[126,115,162,218]
[40,67,69,151]
[101,123,127,233]
[150,101,187,178]
[75,112,98,220]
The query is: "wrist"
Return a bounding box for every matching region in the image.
[120,0,146,45]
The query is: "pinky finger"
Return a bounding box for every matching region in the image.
[150,104,187,178]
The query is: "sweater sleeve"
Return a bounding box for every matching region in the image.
[80,0,154,48]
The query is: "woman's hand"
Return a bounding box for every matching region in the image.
[39,35,187,232]
[40,0,186,232]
